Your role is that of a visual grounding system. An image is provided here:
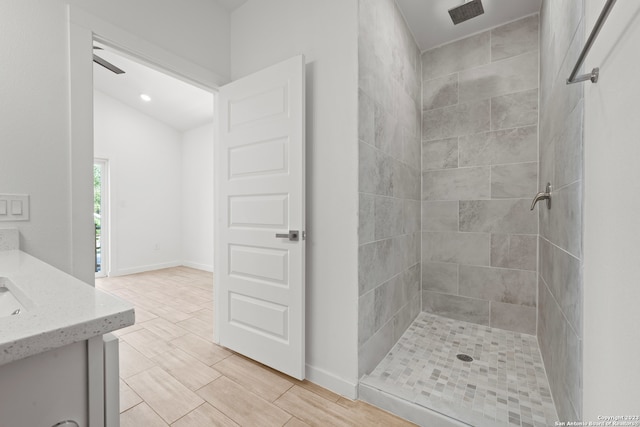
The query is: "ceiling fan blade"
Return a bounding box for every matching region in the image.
[93,54,125,74]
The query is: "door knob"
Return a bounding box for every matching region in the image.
[530,183,552,210]
[275,230,299,241]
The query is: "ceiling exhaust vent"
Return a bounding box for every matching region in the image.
[448,0,485,25]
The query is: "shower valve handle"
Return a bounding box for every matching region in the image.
[530,183,552,210]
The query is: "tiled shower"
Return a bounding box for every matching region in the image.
[357,0,583,425]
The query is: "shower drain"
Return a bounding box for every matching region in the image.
[456,354,474,362]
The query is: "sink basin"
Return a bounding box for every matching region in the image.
[0,278,27,318]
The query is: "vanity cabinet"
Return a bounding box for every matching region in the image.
[0,340,88,427]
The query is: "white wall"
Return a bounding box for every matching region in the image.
[182,123,214,272]
[0,0,229,279]
[583,0,640,416]
[66,0,230,81]
[94,90,183,275]
[231,0,359,396]
[0,1,73,271]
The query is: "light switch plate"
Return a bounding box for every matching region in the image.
[0,194,29,221]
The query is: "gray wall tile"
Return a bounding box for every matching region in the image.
[422,261,458,294]
[374,103,402,160]
[459,199,537,234]
[404,200,421,234]
[491,234,537,271]
[555,99,583,189]
[422,138,458,170]
[459,265,537,306]
[546,181,582,259]
[491,89,539,131]
[422,74,458,111]
[539,236,582,336]
[422,231,490,266]
[358,290,375,346]
[490,301,536,335]
[422,201,458,231]
[402,130,421,171]
[358,317,395,377]
[359,238,397,295]
[459,126,538,166]
[422,100,490,141]
[374,196,404,240]
[422,291,490,326]
[491,15,539,61]
[422,167,490,201]
[359,193,375,244]
[491,162,538,199]
[458,52,539,103]
[359,89,375,144]
[422,31,490,80]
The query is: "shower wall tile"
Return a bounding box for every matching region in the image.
[458,52,539,103]
[422,138,458,170]
[491,162,538,199]
[422,291,490,326]
[421,261,458,294]
[422,167,490,201]
[358,290,375,346]
[359,0,422,374]
[459,199,537,234]
[393,160,421,200]
[555,99,584,189]
[422,74,458,111]
[359,193,375,244]
[359,237,397,295]
[374,104,403,161]
[490,301,536,335]
[403,200,421,234]
[358,316,395,377]
[539,236,582,336]
[374,196,404,240]
[422,100,490,141]
[539,1,583,419]
[422,231,490,266]
[422,201,458,232]
[421,31,490,81]
[402,130,421,171]
[546,181,582,259]
[491,89,539,131]
[538,278,582,421]
[458,126,538,167]
[491,14,540,62]
[359,89,375,144]
[459,265,537,307]
[491,234,537,271]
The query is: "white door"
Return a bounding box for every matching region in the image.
[215,55,305,379]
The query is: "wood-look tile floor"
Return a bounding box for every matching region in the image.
[97,267,415,427]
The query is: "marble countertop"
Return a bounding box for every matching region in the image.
[0,250,134,366]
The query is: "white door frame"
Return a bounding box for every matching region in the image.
[68,5,226,286]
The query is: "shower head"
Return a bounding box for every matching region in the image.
[448,0,485,25]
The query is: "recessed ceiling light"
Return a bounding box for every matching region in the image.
[140,94,151,102]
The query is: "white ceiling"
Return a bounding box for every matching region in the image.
[93,46,214,132]
[396,0,542,52]
[216,0,249,12]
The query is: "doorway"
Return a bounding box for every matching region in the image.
[94,158,109,277]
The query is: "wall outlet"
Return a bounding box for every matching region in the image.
[154,243,160,251]
[0,194,29,221]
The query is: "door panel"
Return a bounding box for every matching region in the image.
[216,55,305,379]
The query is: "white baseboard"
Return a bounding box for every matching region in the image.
[109,261,182,277]
[181,261,214,272]
[305,364,358,399]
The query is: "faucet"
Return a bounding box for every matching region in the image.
[531,183,552,210]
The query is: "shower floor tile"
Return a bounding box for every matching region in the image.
[361,312,558,427]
